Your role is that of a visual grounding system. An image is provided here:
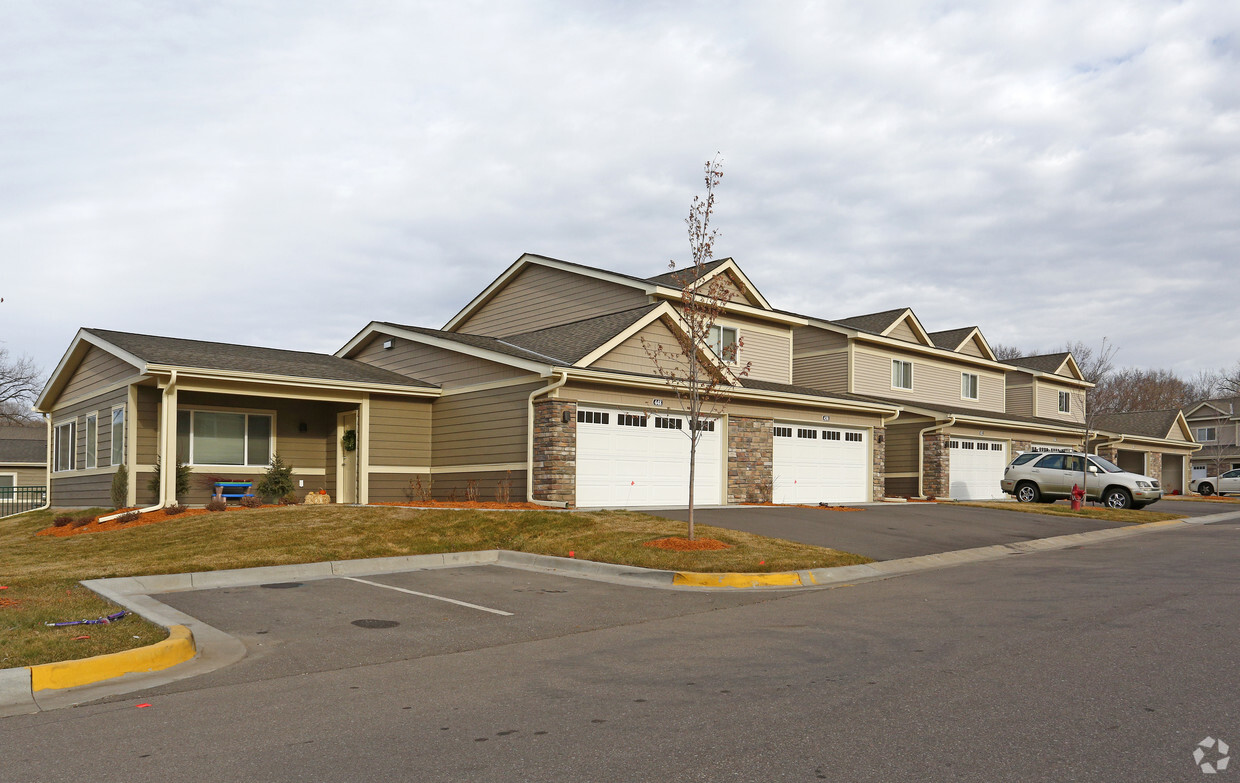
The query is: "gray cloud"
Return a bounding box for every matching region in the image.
[1,1,1236,388]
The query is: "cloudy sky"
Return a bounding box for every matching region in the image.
[3,1,1237,387]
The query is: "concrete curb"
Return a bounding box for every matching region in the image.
[6,509,1239,715]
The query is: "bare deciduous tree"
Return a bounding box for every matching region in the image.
[641,156,751,540]
[0,348,41,423]
[989,342,1028,361]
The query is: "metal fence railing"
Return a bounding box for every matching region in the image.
[0,486,47,519]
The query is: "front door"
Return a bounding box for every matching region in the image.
[337,410,358,504]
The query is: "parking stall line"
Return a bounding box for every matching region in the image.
[341,576,514,616]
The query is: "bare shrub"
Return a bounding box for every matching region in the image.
[465,479,479,503]
[163,503,189,516]
[495,471,512,504]
[205,498,227,512]
[238,496,262,508]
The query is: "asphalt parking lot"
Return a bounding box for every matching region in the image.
[150,565,777,691]
[650,498,1229,561]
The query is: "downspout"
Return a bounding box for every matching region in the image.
[99,370,177,522]
[526,371,570,508]
[29,413,53,514]
[874,408,901,501]
[917,415,956,499]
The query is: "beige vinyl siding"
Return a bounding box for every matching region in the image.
[590,319,673,376]
[58,346,137,403]
[1036,380,1086,424]
[1004,373,1034,417]
[353,334,528,387]
[458,265,649,337]
[792,353,848,393]
[958,337,985,358]
[733,324,790,384]
[853,348,1005,412]
[368,394,431,467]
[560,382,883,430]
[4,465,46,485]
[712,272,759,305]
[432,381,543,466]
[1164,423,1188,442]
[792,326,848,355]
[887,319,921,344]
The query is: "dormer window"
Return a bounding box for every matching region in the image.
[709,325,739,364]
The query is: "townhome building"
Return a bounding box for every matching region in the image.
[35,253,1198,509]
[1184,396,1240,479]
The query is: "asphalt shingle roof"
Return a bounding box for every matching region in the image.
[1003,353,1073,375]
[927,327,977,351]
[739,379,899,406]
[502,305,661,364]
[0,436,45,463]
[846,392,1085,431]
[87,329,436,389]
[834,308,910,335]
[378,323,565,364]
[1093,409,1182,439]
[644,260,730,286]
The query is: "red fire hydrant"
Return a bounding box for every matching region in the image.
[1070,484,1085,511]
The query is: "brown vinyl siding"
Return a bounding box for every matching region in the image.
[791,352,848,393]
[458,265,648,337]
[49,471,114,507]
[176,391,338,471]
[367,470,526,503]
[1035,380,1086,424]
[353,333,529,387]
[884,421,925,475]
[57,346,138,404]
[136,386,161,466]
[432,382,544,466]
[853,348,1005,413]
[368,395,431,467]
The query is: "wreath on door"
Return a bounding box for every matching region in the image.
[341,429,357,452]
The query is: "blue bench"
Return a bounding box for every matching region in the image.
[213,482,255,501]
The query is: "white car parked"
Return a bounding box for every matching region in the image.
[1190,469,1240,496]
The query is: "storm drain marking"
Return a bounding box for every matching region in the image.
[341,577,514,616]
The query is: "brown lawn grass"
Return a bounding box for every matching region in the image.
[958,500,1182,524]
[1,504,870,668]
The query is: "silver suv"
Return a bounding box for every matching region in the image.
[1000,451,1162,509]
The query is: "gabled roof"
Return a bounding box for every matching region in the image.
[643,258,772,309]
[926,326,997,360]
[834,308,910,335]
[1002,352,1086,381]
[1185,397,1240,419]
[502,305,660,364]
[1093,409,1194,442]
[373,323,563,365]
[37,328,437,410]
[645,259,730,286]
[442,253,789,334]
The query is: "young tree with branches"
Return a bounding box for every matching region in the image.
[642,156,751,540]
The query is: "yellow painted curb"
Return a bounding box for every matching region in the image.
[1145,519,1188,528]
[29,625,195,692]
[673,571,803,588]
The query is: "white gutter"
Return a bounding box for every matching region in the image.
[918,415,956,499]
[526,371,570,508]
[1092,433,1125,455]
[98,370,178,522]
[27,414,53,515]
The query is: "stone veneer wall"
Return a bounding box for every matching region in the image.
[1011,439,1031,455]
[872,426,886,501]
[922,432,950,499]
[532,399,576,505]
[1096,445,1118,463]
[1146,451,1163,483]
[727,416,773,503]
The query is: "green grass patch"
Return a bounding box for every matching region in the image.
[0,505,869,668]
[958,500,1182,524]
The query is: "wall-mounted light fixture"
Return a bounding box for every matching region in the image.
[298,422,308,433]
[562,410,573,423]
[877,434,884,444]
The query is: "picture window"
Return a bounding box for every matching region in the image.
[176,410,273,466]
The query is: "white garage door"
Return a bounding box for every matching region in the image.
[949,438,1008,500]
[773,424,869,504]
[575,407,723,508]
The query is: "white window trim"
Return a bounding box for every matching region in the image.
[54,421,76,473]
[961,372,979,401]
[84,413,98,470]
[177,407,278,467]
[1196,427,1217,443]
[709,324,740,365]
[1058,391,1071,413]
[0,472,16,486]
[111,405,126,466]
[891,359,913,391]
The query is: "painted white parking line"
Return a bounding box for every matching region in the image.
[341,576,514,616]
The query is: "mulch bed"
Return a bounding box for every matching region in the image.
[373,501,547,510]
[0,597,20,609]
[644,537,732,551]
